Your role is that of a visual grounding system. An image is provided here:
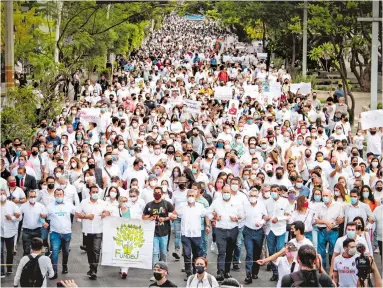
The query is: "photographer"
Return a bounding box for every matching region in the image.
[281,245,335,287]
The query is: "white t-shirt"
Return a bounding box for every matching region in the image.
[289,237,313,250]
[333,254,358,287]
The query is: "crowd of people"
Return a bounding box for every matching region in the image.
[1,13,383,288]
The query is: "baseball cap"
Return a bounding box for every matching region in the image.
[154,261,168,271]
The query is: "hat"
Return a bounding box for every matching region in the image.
[111,176,120,181]
[174,176,187,184]
[154,261,168,271]
[265,164,273,171]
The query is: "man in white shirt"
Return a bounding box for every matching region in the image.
[45,189,75,278]
[20,190,47,255]
[0,188,21,276]
[27,145,46,184]
[242,188,268,283]
[333,238,358,288]
[75,186,110,280]
[208,185,244,281]
[289,221,313,249]
[102,153,121,187]
[175,189,210,280]
[264,185,290,281]
[122,158,148,189]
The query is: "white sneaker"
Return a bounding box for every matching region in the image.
[210,242,218,254]
[150,276,155,282]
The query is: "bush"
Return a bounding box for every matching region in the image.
[271,58,285,69]
[293,73,318,89]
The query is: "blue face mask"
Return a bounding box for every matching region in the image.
[16,151,21,157]
[91,193,99,200]
[346,230,356,239]
[271,192,278,200]
[55,197,63,204]
[192,169,198,174]
[297,139,303,145]
[314,195,321,202]
[222,193,231,201]
[331,164,336,169]
[248,120,253,124]
[217,143,224,148]
[249,149,255,154]
[350,197,358,205]
[39,217,45,224]
[17,174,23,179]
[322,196,330,203]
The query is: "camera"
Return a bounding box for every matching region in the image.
[355,243,371,287]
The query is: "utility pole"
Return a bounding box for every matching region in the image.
[54,1,63,63]
[5,0,15,89]
[358,1,382,110]
[302,0,308,77]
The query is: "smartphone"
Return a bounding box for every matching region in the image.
[57,281,64,287]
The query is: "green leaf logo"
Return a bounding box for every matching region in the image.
[113,223,145,256]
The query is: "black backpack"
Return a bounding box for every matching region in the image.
[20,255,44,287]
[290,271,322,287]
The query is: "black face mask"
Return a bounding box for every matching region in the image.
[88,164,95,169]
[254,184,262,191]
[306,141,312,146]
[31,151,38,156]
[276,173,283,180]
[47,183,55,189]
[107,160,113,165]
[305,153,311,158]
[376,187,383,192]
[230,158,236,164]
[195,266,205,274]
[93,147,99,152]
[352,162,358,167]
[120,125,126,130]
[290,176,297,182]
[217,164,222,169]
[318,130,323,134]
[41,123,47,128]
[153,272,163,281]
[357,224,363,230]
[161,144,167,149]
[370,131,377,135]
[167,150,174,155]
[269,141,274,145]
[266,171,273,177]
[178,183,186,190]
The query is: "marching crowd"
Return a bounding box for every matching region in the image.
[1,13,383,288]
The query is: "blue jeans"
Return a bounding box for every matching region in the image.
[304,231,313,242]
[266,230,286,276]
[174,218,181,251]
[153,234,168,267]
[233,226,244,263]
[243,226,264,275]
[200,229,208,257]
[317,228,338,270]
[50,231,71,273]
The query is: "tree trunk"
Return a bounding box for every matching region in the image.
[338,56,355,125]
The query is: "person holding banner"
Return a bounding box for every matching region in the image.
[142,186,175,281]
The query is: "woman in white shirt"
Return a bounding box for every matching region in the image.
[185,257,219,288]
[290,196,315,243]
[104,186,120,210]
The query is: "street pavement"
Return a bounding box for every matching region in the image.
[2,221,382,287]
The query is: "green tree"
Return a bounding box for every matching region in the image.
[113,224,145,254]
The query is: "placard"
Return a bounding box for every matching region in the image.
[257,53,268,60]
[244,85,259,99]
[227,100,239,116]
[262,81,270,93]
[101,217,155,269]
[270,82,281,98]
[360,110,383,130]
[290,83,301,94]
[214,86,233,101]
[299,82,312,95]
[184,99,201,114]
[79,108,101,126]
[169,88,183,105]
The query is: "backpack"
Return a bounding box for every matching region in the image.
[186,274,213,287]
[20,255,44,287]
[290,271,322,288]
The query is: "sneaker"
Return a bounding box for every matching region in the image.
[224,273,232,279]
[62,265,68,274]
[1,273,5,279]
[270,275,278,282]
[80,245,87,251]
[121,272,127,279]
[232,264,240,271]
[150,276,156,282]
[244,273,252,284]
[210,242,218,254]
[216,270,224,282]
[172,250,180,261]
[89,272,97,280]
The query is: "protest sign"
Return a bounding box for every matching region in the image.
[262,81,270,93]
[79,108,100,126]
[244,85,258,97]
[214,86,233,101]
[227,100,239,116]
[290,83,301,94]
[299,82,312,94]
[101,217,155,269]
[257,53,268,60]
[184,99,201,114]
[168,89,183,105]
[222,55,231,63]
[270,82,281,98]
[360,110,383,130]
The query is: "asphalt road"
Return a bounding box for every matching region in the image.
[1,222,382,287]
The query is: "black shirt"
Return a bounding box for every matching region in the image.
[143,200,174,237]
[281,270,334,287]
[149,279,178,287]
[1,169,10,181]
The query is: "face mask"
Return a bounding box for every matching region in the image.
[334,191,340,196]
[346,230,356,239]
[263,192,270,199]
[31,151,38,156]
[249,148,256,154]
[271,192,278,200]
[348,247,357,256]
[222,193,231,201]
[354,172,361,178]
[91,193,99,200]
[276,174,283,180]
[372,162,378,168]
[56,172,62,178]
[187,197,195,204]
[153,272,163,281]
[288,194,295,201]
[297,139,303,145]
[249,196,257,203]
[0,194,7,202]
[376,187,383,192]
[107,160,113,165]
[317,156,324,162]
[266,171,273,177]
[231,184,239,192]
[350,197,358,205]
[19,161,25,167]
[284,137,290,142]
[29,198,36,204]
[109,192,117,199]
[153,193,162,200]
[322,196,329,203]
[314,195,321,202]
[150,181,158,187]
[261,144,267,149]
[55,197,63,204]
[217,143,224,148]
[331,164,336,169]
[286,251,297,258]
[296,183,302,188]
[81,157,88,163]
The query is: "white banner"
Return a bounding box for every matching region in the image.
[169,89,183,105]
[360,110,383,130]
[214,86,232,101]
[290,83,301,94]
[79,108,100,126]
[270,82,281,98]
[101,217,155,269]
[257,53,268,60]
[299,82,312,95]
[184,99,201,114]
[244,85,258,98]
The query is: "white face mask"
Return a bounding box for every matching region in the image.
[231,184,239,192]
[249,196,257,203]
[109,192,117,199]
[263,192,270,199]
[207,154,214,159]
[56,173,62,178]
[150,181,157,187]
[0,194,7,202]
[183,161,188,167]
[162,185,168,192]
[71,163,77,168]
[187,197,195,204]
